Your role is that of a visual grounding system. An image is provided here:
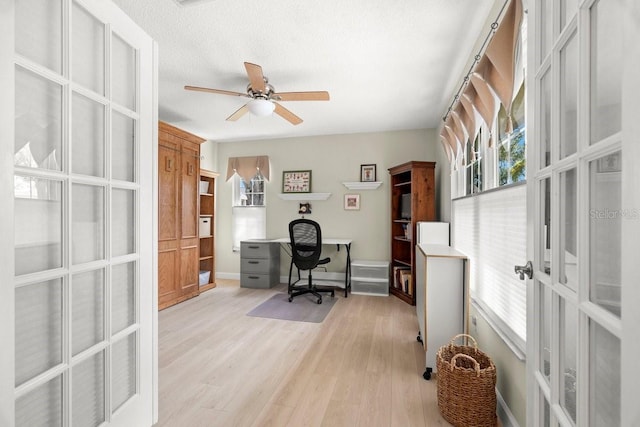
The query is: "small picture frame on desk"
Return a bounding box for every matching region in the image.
[360,164,376,182]
[344,194,360,210]
[282,170,312,193]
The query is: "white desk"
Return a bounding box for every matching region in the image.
[273,237,353,297]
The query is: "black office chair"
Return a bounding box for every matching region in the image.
[288,219,335,304]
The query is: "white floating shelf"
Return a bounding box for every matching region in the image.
[277,193,332,201]
[342,181,383,190]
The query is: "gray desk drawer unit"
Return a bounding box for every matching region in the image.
[240,241,280,288]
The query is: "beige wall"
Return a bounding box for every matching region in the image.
[212,129,441,276]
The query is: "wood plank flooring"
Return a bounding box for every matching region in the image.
[156,280,451,426]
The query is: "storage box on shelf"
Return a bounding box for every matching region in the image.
[351,260,389,296]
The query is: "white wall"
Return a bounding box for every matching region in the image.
[213,129,439,276]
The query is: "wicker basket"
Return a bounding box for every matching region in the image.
[436,334,497,427]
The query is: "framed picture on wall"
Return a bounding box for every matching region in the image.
[282,170,312,193]
[344,194,360,210]
[360,164,376,182]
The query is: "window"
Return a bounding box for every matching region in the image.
[466,131,484,195]
[498,84,526,186]
[231,172,266,251]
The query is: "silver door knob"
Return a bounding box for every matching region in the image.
[514,261,533,280]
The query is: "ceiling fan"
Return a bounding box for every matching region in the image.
[184,62,330,126]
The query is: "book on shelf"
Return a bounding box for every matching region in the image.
[392,265,410,290]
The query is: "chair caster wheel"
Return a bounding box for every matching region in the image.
[317,298,322,304]
[288,297,293,302]
[423,367,432,380]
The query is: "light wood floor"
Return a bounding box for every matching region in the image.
[156,280,452,426]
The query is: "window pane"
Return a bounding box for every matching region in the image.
[540,69,551,167]
[15,67,62,171]
[15,0,62,73]
[590,0,622,143]
[112,112,135,182]
[112,189,135,257]
[561,0,578,30]
[540,178,551,276]
[560,299,577,423]
[112,262,136,334]
[112,33,136,111]
[560,33,578,158]
[72,351,106,427]
[72,269,105,355]
[15,279,63,386]
[540,283,552,382]
[559,168,577,291]
[16,375,63,427]
[112,333,137,410]
[590,321,620,426]
[589,152,622,316]
[539,0,553,63]
[72,2,104,95]
[14,177,62,275]
[72,184,105,264]
[72,92,105,177]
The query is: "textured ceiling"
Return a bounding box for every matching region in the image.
[113,0,495,142]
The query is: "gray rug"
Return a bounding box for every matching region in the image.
[246,292,337,323]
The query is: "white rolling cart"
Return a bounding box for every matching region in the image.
[414,222,470,380]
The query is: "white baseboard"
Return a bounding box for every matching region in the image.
[216,272,240,280]
[496,387,520,427]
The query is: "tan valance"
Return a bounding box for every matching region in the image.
[444,123,460,157]
[485,0,523,133]
[226,155,270,182]
[439,137,452,163]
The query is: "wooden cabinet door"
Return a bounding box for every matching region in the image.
[179,142,200,299]
[158,142,181,309]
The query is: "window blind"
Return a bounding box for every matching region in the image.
[452,184,527,353]
[232,206,266,251]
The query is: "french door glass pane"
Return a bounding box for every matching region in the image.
[540,177,551,276]
[112,333,137,410]
[589,152,622,316]
[559,169,577,291]
[539,0,553,64]
[560,299,578,423]
[541,283,552,382]
[112,262,136,334]
[15,279,63,386]
[15,0,62,74]
[15,375,63,427]
[560,33,578,159]
[590,0,622,143]
[72,2,105,95]
[72,184,105,265]
[72,351,106,427]
[72,92,105,177]
[112,112,136,182]
[542,389,551,427]
[589,321,621,426]
[540,70,551,167]
[112,34,137,111]
[561,0,578,30]
[15,67,62,171]
[14,177,62,275]
[112,189,135,257]
[72,269,105,355]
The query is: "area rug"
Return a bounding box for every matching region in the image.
[246,292,337,323]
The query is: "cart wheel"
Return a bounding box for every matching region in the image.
[317,298,322,304]
[423,367,432,380]
[331,290,335,297]
[417,334,423,344]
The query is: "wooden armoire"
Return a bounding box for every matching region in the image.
[158,121,205,310]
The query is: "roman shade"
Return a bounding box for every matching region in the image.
[226,155,270,182]
[440,0,523,162]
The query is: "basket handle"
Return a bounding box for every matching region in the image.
[450,353,481,376]
[448,334,478,350]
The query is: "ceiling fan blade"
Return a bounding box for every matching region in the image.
[226,104,249,121]
[244,62,266,93]
[184,85,248,97]
[273,91,330,101]
[273,102,303,125]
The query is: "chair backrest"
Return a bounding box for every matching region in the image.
[289,219,323,271]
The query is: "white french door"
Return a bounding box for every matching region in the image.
[526,0,640,426]
[0,0,156,426]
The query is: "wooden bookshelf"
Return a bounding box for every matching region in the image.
[388,161,436,305]
[199,169,219,292]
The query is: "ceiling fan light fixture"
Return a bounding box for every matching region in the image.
[247,98,275,117]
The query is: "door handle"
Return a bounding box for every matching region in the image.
[514,261,533,280]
